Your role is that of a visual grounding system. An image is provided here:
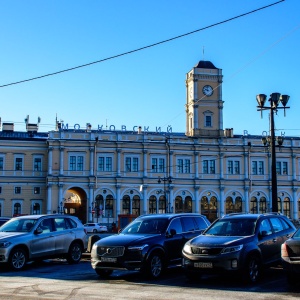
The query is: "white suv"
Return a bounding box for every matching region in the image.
[0,214,88,270]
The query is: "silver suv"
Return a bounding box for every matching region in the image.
[0,214,88,270]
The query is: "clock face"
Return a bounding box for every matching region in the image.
[202,85,213,96]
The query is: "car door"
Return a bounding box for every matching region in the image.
[30,218,56,258]
[164,218,184,263]
[257,218,279,264]
[53,217,76,254]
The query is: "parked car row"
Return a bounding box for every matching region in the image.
[90,212,299,285]
[0,212,299,286]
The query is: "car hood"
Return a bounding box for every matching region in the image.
[95,233,159,247]
[190,235,251,246]
[0,232,30,240]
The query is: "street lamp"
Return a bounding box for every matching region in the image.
[158,176,172,213]
[256,93,290,213]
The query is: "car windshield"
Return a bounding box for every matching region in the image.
[0,218,37,233]
[204,218,256,236]
[122,219,169,234]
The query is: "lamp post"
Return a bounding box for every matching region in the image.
[158,176,172,213]
[256,93,290,213]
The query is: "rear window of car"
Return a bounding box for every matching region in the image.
[181,217,196,232]
[194,216,209,230]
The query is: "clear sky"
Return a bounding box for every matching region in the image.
[1,0,299,137]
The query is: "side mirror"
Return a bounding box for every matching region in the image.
[166,228,176,238]
[259,230,267,239]
[34,227,43,235]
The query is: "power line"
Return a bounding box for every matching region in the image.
[0,0,284,88]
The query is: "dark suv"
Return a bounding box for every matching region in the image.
[182,213,296,283]
[91,213,210,279]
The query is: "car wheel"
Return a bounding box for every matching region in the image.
[243,254,261,284]
[9,248,27,271]
[66,242,82,264]
[95,269,113,278]
[144,252,164,279]
[93,229,97,233]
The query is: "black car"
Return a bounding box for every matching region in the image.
[90,213,210,279]
[281,226,300,285]
[182,213,296,283]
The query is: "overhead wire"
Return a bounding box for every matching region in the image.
[0,0,285,88]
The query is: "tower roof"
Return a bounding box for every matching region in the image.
[195,60,217,69]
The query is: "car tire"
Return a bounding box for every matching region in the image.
[144,252,164,279]
[93,229,97,233]
[242,254,261,284]
[66,242,82,264]
[9,247,27,271]
[95,269,113,278]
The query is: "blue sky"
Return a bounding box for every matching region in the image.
[1,0,299,136]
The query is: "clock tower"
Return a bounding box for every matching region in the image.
[185,60,224,137]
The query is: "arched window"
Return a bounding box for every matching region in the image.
[105,194,114,218]
[122,195,130,215]
[225,197,234,214]
[250,197,258,214]
[201,196,218,222]
[175,196,183,213]
[132,195,140,216]
[283,197,291,218]
[235,196,242,213]
[259,197,267,213]
[159,195,166,213]
[184,196,192,213]
[149,196,157,214]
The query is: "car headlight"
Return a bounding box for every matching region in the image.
[128,244,148,251]
[91,244,97,256]
[183,243,192,254]
[0,241,12,248]
[221,244,243,254]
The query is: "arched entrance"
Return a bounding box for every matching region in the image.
[63,187,87,223]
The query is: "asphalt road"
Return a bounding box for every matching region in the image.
[0,257,299,300]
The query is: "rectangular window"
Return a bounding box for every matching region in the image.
[125,157,139,172]
[34,187,41,194]
[152,157,165,173]
[0,186,2,194]
[98,156,112,172]
[203,160,215,174]
[178,159,184,173]
[15,158,23,171]
[178,159,191,174]
[15,187,21,194]
[283,162,288,175]
[69,155,84,171]
[205,116,212,127]
[0,157,3,171]
[276,161,288,175]
[228,160,233,174]
[77,156,83,171]
[234,161,240,174]
[252,161,264,175]
[276,162,281,175]
[34,157,42,171]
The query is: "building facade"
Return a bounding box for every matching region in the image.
[1,60,300,226]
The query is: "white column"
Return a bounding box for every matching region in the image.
[244,187,249,213]
[89,147,94,176]
[292,187,298,221]
[194,187,199,213]
[143,150,147,177]
[48,147,53,175]
[116,185,121,218]
[59,147,64,175]
[47,183,52,214]
[117,149,121,177]
[89,184,94,222]
[219,186,225,217]
[219,153,224,179]
[194,152,199,179]
[143,185,148,215]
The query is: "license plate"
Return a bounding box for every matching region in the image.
[101,257,117,263]
[194,262,213,268]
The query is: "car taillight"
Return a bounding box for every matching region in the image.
[281,243,289,257]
